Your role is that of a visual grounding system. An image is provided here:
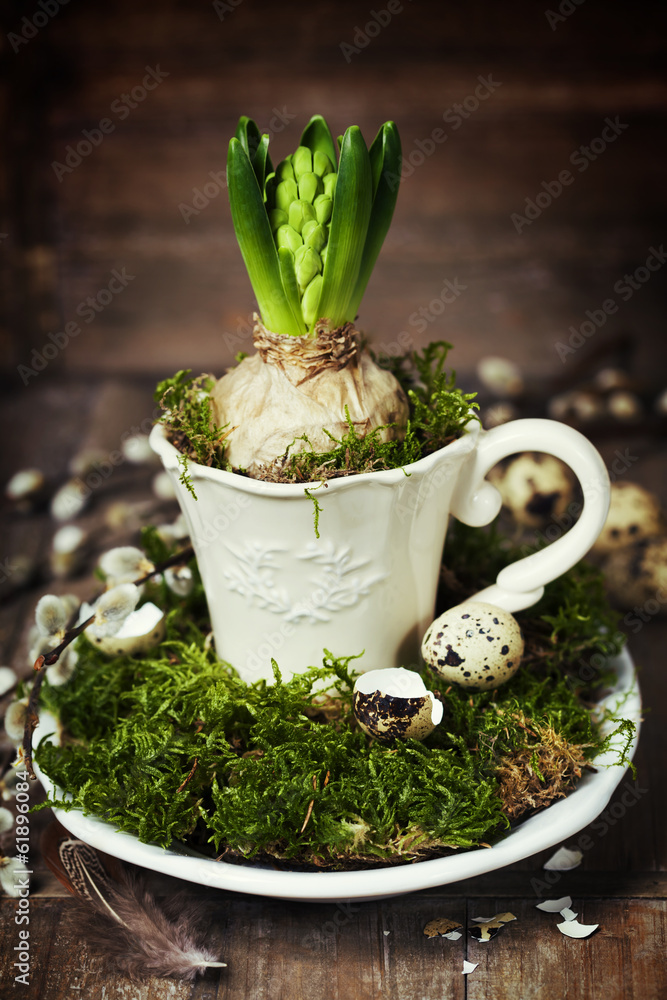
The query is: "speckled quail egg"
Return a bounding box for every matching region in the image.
[353,667,444,742]
[488,453,575,527]
[600,536,667,612]
[592,482,664,555]
[422,601,524,690]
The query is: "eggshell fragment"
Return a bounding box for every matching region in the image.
[88,602,166,657]
[536,896,573,913]
[556,918,599,939]
[543,846,583,871]
[422,602,524,690]
[353,668,443,742]
[423,917,462,938]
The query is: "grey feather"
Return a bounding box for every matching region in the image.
[58,838,226,981]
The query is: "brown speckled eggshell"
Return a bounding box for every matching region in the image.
[353,690,438,742]
[422,601,524,690]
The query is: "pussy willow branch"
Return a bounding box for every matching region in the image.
[21,546,194,780]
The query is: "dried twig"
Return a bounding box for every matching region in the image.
[21,546,195,780]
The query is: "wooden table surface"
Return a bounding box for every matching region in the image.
[1,0,666,996]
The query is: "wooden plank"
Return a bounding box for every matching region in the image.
[466,898,667,1000]
[3,894,665,999]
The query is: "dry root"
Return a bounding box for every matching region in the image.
[495,714,593,820]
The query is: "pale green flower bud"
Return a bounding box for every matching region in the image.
[276,158,295,181]
[294,245,322,293]
[298,172,322,204]
[303,222,327,252]
[323,173,337,198]
[268,208,288,232]
[301,274,323,327]
[288,199,317,234]
[313,150,335,177]
[292,146,313,180]
[313,194,332,224]
[275,224,303,253]
[275,179,298,212]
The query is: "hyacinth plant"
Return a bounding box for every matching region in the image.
[227,113,401,335]
[210,114,411,474]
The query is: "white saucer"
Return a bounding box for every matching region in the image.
[34,647,641,902]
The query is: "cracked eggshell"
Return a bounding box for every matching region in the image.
[89,602,166,657]
[422,602,524,690]
[489,453,575,527]
[353,667,443,742]
[592,482,664,555]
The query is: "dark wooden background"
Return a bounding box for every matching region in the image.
[0,1,666,997]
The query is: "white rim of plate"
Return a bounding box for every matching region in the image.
[33,646,641,902]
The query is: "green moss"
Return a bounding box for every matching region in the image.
[34,526,634,868]
[155,342,479,485]
[154,370,231,497]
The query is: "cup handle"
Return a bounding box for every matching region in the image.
[449,418,610,613]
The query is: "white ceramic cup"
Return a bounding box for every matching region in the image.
[150,418,610,683]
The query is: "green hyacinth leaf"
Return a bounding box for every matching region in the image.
[315,125,372,329]
[227,138,303,336]
[348,120,402,317]
[235,117,273,190]
[252,133,273,190]
[301,115,339,173]
[235,116,261,160]
[278,247,308,334]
